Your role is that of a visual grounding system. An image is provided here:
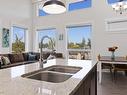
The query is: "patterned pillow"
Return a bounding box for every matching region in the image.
[0,56,4,65]
[2,56,10,65]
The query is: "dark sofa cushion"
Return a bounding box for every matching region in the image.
[43,53,50,59]
[9,54,24,63]
[28,54,36,61]
[33,52,40,60]
[22,53,29,61]
[0,54,10,60]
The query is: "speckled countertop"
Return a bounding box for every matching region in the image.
[0,59,96,95]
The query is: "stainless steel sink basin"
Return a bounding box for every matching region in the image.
[21,65,82,83]
[45,65,82,74]
[22,71,72,83]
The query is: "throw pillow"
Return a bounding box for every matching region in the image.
[28,54,36,61]
[0,56,4,65]
[2,56,10,65]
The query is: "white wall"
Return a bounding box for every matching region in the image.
[0,0,33,53]
[32,0,127,60]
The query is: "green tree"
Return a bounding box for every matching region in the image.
[80,38,86,49]
[87,38,91,49]
[68,42,74,49]
[12,34,25,53]
[48,38,55,49]
[39,38,55,50]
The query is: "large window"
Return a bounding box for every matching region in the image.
[38,28,56,51]
[67,25,91,49]
[12,26,26,53]
[67,25,92,60]
[69,0,92,11]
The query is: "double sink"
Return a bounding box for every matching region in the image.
[22,65,82,83]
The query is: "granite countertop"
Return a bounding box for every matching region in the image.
[0,59,96,95]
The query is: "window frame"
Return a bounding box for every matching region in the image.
[11,26,27,53]
[37,28,57,52]
[68,0,92,11]
[66,24,92,50]
[66,24,92,60]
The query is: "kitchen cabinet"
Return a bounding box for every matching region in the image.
[72,65,97,95]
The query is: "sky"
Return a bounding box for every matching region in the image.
[38,29,56,43]
[37,25,91,44]
[67,26,91,43]
[13,27,25,43]
[13,26,91,44]
[69,0,91,11]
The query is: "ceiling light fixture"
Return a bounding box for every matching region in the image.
[43,0,66,14]
[111,0,127,14]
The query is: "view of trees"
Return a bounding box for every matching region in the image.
[39,38,55,50]
[68,37,91,49]
[12,34,25,53]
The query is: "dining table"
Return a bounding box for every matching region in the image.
[98,56,127,84]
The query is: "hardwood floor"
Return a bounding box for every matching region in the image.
[97,72,127,95]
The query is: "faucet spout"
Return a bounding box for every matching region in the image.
[39,36,55,68]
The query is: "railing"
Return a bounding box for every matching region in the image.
[68,49,91,60]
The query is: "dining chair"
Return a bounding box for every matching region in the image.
[113,64,127,82]
[97,54,113,80]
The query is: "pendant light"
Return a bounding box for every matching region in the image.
[43,0,66,14]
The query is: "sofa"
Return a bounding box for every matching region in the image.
[0,52,63,69]
[0,52,40,69]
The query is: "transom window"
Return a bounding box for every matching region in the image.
[107,0,127,4]
[37,28,56,51]
[69,0,92,11]
[12,26,26,53]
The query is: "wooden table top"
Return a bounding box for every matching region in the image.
[99,56,127,62]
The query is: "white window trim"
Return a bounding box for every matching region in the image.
[11,26,28,53]
[37,28,57,52]
[66,23,92,59]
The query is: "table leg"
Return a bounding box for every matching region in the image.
[99,61,102,84]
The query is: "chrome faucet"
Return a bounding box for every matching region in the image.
[39,36,56,68]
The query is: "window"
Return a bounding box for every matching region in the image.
[37,2,48,16]
[39,9,48,16]
[12,26,26,53]
[69,0,91,11]
[107,0,126,4]
[67,25,92,60]
[67,25,91,49]
[38,28,56,51]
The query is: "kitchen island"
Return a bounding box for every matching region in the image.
[0,59,97,95]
